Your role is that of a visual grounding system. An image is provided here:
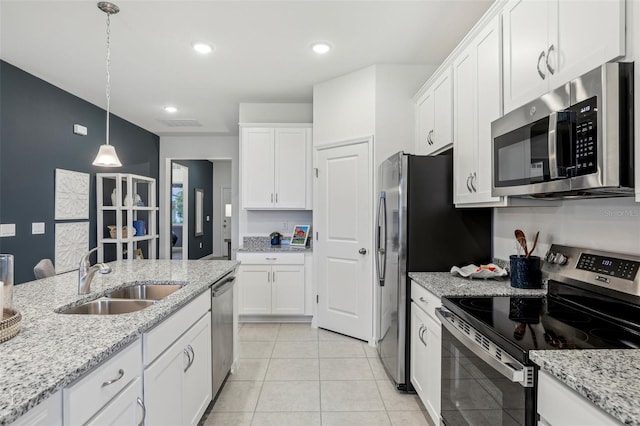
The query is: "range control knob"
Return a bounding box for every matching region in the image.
[546,252,568,265]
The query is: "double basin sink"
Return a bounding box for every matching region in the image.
[57,284,184,315]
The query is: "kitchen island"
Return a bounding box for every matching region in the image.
[0,259,237,425]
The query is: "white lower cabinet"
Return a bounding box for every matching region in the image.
[410,281,442,425]
[13,391,62,426]
[537,370,620,426]
[86,378,143,426]
[143,291,212,426]
[237,252,305,316]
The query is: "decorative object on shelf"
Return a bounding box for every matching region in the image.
[110,188,117,206]
[270,232,282,246]
[92,2,122,168]
[510,229,542,289]
[123,193,133,206]
[0,308,22,343]
[108,225,136,239]
[134,248,144,259]
[194,188,204,236]
[0,254,14,310]
[132,220,146,236]
[290,225,310,247]
[135,193,144,206]
[55,169,90,220]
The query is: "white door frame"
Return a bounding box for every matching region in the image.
[313,136,375,344]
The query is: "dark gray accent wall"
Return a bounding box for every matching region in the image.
[0,60,159,284]
[172,160,213,259]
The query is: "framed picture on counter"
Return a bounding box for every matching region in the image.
[290,225,310,247]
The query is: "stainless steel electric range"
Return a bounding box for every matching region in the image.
[436,244,640,426]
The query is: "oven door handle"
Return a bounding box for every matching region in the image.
[436,308,534,387]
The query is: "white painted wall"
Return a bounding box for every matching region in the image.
[159,135,239,259]
[212,160,232,257]
[493,198,640,260]
[239,103,312,124]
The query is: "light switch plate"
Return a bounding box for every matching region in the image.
[73,124,88,136]
[206,215,210,222]
[0,224,16,237]
[32,222,45,234]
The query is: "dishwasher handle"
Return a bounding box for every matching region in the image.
[212,275,236,296]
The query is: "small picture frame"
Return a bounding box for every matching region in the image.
[290,225,310,247]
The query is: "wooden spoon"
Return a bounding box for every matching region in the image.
[515,229,528,257]
[526,231,540,258]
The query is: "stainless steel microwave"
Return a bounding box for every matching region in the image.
[491,62,634,198]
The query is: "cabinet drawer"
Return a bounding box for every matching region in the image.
[411,280,441,322]
[237,252,304,265]
[63,339,141,426]
[143,290,210,365]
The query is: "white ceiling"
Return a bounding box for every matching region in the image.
[0,0,493,136]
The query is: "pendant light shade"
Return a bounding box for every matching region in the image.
[93,2,122,167]
[93,144,123,167]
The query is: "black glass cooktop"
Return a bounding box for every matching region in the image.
[442,292,640,362]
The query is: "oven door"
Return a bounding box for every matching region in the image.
[436,309,537,426]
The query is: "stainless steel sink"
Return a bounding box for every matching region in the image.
[104,284,184,300]
[58,299,155,315]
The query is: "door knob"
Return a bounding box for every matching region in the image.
[359,248,367,255]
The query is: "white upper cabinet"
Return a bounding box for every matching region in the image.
[454,15,503,206]
[503,0,625,113]
[414,67,453,155]
[241,125,312,210]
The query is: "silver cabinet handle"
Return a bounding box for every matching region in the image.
[359,248,367,255]
[466,174,473,193]
[418,325,427,346]
[271,193,274,203]
[265,257,277,260]
[419,297,427,303]
[275,193,278,203]
[272,271,276,282]
[546,44,555,75]
[183,348,192,372]
[537,50,546,80]
[101,369,124,387]
[470,172,477,193]
[267,270,270,282]
[188,345,195,370]
[428,130,434,145]
[137,397,146,426]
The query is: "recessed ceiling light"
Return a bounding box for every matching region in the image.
[192,42,213,54]
[311,42,332,55]
[164,106,178,113]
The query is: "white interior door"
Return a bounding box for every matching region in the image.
[315,141,372,341]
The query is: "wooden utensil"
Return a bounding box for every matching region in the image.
[526,231,540,258]
[515,229,529,257]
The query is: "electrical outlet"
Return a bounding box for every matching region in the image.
[32,222,45,235]
[0,224,16,237]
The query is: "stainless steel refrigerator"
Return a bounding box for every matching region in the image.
[375,151,492,391]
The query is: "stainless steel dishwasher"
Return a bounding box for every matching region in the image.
[211,272,236,398]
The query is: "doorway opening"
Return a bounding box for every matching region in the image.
[171,162,189,259]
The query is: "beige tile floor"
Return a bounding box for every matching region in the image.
[200,323,433,426]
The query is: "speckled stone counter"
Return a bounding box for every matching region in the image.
[409,272,546,298]
[530,350,640,425]
[0,259,237,425]
[237,236,312,253]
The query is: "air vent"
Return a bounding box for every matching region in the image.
[158,119,203,127]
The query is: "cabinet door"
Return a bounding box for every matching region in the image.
[414,90,434,155]
[424,313,442,424]
[241,127,275,208]
[432,68,454,153]
[86,378,143,426]
[274,128,308,209]
[550,0,624,88]
[238,264,272,314]
[453,47,478,205]
[143,343,184,426]
[14,392,62,426]
[182,313,212,426]
[473,14,503,204]
[502,0,550,113]
[271,265,305,314]
[410,303,429,399]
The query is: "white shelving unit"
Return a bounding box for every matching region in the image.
[96,173,158,262]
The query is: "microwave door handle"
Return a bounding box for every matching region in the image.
[436,308,534,388]
[548,111,559,179]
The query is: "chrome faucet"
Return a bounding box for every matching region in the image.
[78,247,111,295]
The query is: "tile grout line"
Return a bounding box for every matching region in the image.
[249,323,280,425]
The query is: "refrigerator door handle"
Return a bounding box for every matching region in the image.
[375,192,387,285]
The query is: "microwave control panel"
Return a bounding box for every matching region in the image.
[571,97,598,175]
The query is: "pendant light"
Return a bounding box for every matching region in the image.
[93,2,122,167]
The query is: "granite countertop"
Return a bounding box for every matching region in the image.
[237,236,312,253]
[0,259,237,425]
[409,271,547,298]
[530,350,640,425]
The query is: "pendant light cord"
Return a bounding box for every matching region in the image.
[105,12,112,146]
